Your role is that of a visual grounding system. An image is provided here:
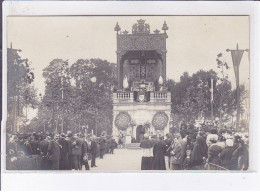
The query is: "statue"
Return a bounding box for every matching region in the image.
[132,20,150,34]
[145,23,150,33]
[123,75,129,90]
[132,24,138,34]
[158,76,163,85]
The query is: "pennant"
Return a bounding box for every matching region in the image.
[231,50,244,83]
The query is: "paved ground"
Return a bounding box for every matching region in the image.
[89,148,143,171]
[87,148,170,171]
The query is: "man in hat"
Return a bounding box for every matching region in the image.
[29,135,38,155]
[109,138,117,154]
[232,138,249,171]
[81,136,90,170]
[47,134,61,170]
[99,135,106,159]
[153,136,167,170]
[90,136,98,167]
[71,134,83,170]
[58,133,70,170]
[39,135,51,170]
[66,131,73,170]
[164,133,173,169]
[169,136,182,170]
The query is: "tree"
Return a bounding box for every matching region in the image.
[32,58,117,135]
[167,69,246,128]
[40,59,71,133]
[7,47,38,132]
[69,59,117,135]
[216,53,230,129]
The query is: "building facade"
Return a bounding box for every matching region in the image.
[112,20,171,143]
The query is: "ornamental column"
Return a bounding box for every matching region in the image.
[116,51,126,89]
[161,50,167,87]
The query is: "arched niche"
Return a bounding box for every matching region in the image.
[119,50,163,89]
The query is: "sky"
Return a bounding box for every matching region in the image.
[7,16,250,118]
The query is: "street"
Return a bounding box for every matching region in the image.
[89,149,143,171]
[86,148,171,171]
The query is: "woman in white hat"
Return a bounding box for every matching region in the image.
[219,139,236,170]
[206,134,222,170]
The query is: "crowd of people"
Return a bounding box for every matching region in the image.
[6,125,249,171]
[140,128,249,171]
[6,131,117,170]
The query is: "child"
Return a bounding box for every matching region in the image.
[183,149,192,170]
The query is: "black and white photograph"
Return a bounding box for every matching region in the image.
[4,15,250,172]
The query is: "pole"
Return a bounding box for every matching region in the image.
[95,119,98,136]
[236,68,240,131]
[25,104,28,133]
[210,78,214,125]
[61,78,64,133]
[51,90,55,132]
[235,43,240,131]
[13,97,16,132]
[220,65,224,131]
[61,104,64,133]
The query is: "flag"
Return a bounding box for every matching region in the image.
[230,49,244,82]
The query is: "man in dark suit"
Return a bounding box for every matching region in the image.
[58,133,70,170]
[109,139,117,154]
[153,136,167,170]
[90,136,98,167]
[81,136,90,170]
[99,136,106,159]
[39,135,51,170]
[164,133,173,169]
[66,131,73,170]
[29,136,38,155]
[71,134,83,170]
[47,134,61,170]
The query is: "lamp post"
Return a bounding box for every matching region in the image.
[90,76,98,135]
[61,75,65,133]
[226,44,248,131]
[210,78,214,125]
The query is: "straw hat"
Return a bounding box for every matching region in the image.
[226,139,234,147]
[207,134,218,142]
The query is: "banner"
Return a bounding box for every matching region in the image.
[231,50,244,82]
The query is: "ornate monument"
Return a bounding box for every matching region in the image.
[113,20,171,143]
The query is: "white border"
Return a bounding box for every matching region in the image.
[2,1,260,191]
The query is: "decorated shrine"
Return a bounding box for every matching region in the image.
[112,19,172,143]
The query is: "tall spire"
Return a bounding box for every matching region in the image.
[114,22,121,35]
[162,21,169,34]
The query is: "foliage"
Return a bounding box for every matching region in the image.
[167,69,246,126]
[7,48,38,132]
[69,59,117,135]
[30,58,117,135]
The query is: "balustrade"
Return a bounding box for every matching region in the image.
[153,92,167,99]
[113,91,171,103]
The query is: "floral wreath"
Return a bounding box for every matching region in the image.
[115,112,131,131]
[152,112,169,130]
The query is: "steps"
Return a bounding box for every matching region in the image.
[125,143,141,149]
